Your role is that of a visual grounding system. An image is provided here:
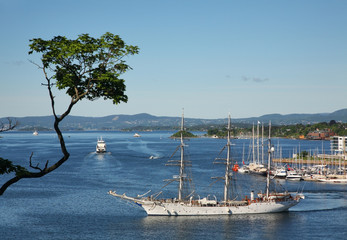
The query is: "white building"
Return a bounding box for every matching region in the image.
[330,136,347,157]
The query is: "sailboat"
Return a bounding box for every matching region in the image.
[248,122,267,175]
[108,114,304,216]
[238,143,250,173]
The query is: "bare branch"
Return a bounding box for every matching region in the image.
[28,59,43,69]
[29,152,42,171]
[0,118,18,132]
[43,67,58,119]
[44,160,49,170]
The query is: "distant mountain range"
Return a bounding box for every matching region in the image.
[2,109,347,131]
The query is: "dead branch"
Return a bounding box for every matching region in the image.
[29,152,45,172]
[0,118,18,132]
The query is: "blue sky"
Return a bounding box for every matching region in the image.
[1,0,346,119]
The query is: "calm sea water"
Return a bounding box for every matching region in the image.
[0,131,346,240]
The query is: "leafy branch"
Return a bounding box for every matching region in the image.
[0,32,139,195]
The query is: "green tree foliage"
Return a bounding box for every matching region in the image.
[0,33,139,195]
[206,126,242,138]
[0,158,28,175]
[205,121,347,139]
[207,128,228,138]
[301,151,309,158]
[28,32,139,104]
[171,130,197,138]
[271,121,347,138]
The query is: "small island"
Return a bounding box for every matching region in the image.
[171,130,197,138]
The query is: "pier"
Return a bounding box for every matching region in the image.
[273,158,347,166]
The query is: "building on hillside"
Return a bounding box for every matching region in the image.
[306,129,335,140]
[330,136,347,155]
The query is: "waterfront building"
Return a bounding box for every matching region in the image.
[306,129,335,140]
[330,136,347,159]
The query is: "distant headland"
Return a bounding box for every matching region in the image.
[1,109,347,132]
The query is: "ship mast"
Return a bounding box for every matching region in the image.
[266,121,272,198]
[257,121,260,165]
[224,114,232,202]
[252,123,255,164]
[178,110,185,201]
[165,110,192,201]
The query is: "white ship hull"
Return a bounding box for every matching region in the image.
[109,191,302,216]
[141,200,299,216]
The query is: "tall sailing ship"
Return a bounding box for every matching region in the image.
[109,113,304,216]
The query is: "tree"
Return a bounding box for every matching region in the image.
[171,130,197,138]
[0,118,23,179]
[0,118,18,132]
[329,120,337,126]
[0,32,139,195]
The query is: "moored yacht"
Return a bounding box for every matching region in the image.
[286,169,303,181]
[272,166,287,178]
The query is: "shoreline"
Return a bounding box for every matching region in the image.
[273,158,347,166]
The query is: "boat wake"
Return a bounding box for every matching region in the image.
[290,192,347,212]
[81,152,122,185]
[86,151,113,160]
[127,139,162,159]
[84,152,117,163]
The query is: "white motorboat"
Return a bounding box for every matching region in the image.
[286,170,303,181]
[33,130,38,136]
[272,166,287,178]
[133,133,141,137]
[96,137,106,153]
[109,115,304,216]
[318,176,347,184]
[248,163,267,176]
[238,165,249,173]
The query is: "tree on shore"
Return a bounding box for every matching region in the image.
[0,32,139,195]
[171,130,197,138]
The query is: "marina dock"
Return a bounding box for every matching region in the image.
[273,158,347,166]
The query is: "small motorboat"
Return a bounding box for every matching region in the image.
[286,170,303,181]
[96,137,106,153]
